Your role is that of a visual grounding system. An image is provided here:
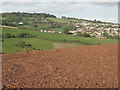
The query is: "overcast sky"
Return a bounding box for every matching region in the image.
[1,1,119,23]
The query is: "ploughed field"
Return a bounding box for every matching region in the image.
[2,44,118,88]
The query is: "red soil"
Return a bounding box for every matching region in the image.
[2,44,118,88]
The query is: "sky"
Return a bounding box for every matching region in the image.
[1,0,119,23]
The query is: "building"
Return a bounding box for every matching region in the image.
[19,22,23,25]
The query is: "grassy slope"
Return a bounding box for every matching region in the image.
[46,18,82,23]
[49,28,63,32]
[21,17,86,31]
[37,33,118,45]
[46,18,71,23]
[2,27,118,53]
[2,38,54,53]
[2,28,54,53]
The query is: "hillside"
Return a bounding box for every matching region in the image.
[2,12,119,39]
[2,44,118,88]
[2,27,118,54]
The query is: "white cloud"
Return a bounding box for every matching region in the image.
[2,0,120,2]
[82,17,118,23]
[2,2,87,14]
[1,2,118,23]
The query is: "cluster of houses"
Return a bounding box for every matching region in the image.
[69,22,119,38]
[40,30,54,33]
[40,30,62,34]
[17,20,119,39]
[39,22,119,38]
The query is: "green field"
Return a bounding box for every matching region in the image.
[2,38,54,53]
[22,17,36,20]
[49,28,63,31]
[46,18,82,23]
[13,17,88,31]
[2,27,118,54]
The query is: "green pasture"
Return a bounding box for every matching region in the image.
[49,28,63,31]
[46,18,84,23]
[46,18,72,23]
[2,27,118,53]
[2,38,54,54]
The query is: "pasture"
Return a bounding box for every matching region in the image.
[46,18,83,23]
[2,27,118,53]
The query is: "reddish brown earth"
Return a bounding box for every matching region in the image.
[2,44,118,88]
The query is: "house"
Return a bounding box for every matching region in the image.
[52,31,55,33]
[109,33,114,36]
[19,22,23,25]
[40,30,43,32]
[96,33,102,38]
[42,20,47,22]
[48,31,52,33]
[77,28,84,32]
[69,31,77,35]
[76,25,79,28]
[47,31,55,33]
[73,33,77,35]
[89,27,96,30]
[114,30,118,34]
[69,30,77,33]
[44,30,47,32]
[13,22,16,24]
[58,31,62,34]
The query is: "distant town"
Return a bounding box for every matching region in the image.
[69,21,118,38]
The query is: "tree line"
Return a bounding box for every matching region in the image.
[2,12,56,18]
[3,33,36,38]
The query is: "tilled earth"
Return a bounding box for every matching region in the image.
[2,44,118,88]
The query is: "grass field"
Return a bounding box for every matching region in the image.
[22,17,36,21]
[46,18,85,23]
[2,27,40,36]
[19,17,87,31]
[47,18,74,23]
[2,38,54,53]
[2,27,118,53]
[49,28,63,31]
[37,33,118,45]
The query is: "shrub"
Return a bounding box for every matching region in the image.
[5,33,15,38]
[17,33,36,38]
[15,40,32,53]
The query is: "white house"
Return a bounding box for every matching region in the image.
[19,22,23,25]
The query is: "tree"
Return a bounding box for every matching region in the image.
[15,40,26,48]
[15,40,32,53]
[17,33,35,38]
[102,33,109,37]
[68,24,76,30]
[24,44,32,54]
[34,25,38,28]
[5,33,15,38]
[61,16,66,19]
[82,33,90,37]
[5,33,11,38]
[63,27,69,34]
[109,29,112,33]
[50,24,56,28]
[77,31,82,36]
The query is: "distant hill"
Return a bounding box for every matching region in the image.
[1,12,115,24]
